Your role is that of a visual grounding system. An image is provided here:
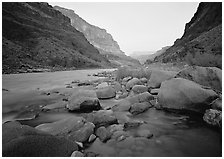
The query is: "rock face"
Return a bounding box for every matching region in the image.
[35,117,95,143]
[54,6,140,67]
[175,66,222,91]
[158,78,218,113]
[148,70,177,88]
[203,109,222,127]
[3,121,78,157]
[2,2,112,74]
[67,89,101,112]
[96,86,116,99]
[155,3,222,68]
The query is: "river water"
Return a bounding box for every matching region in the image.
[2,69,222,157]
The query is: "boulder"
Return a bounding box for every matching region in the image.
[158,78,218,113]
[148,69,177,88]
[3,121,78,157]
[71,151,84,157]
[211,98,222,110]
[150,88,160,95]
[124,119,144,129]
[140,77,148,83]
[95,126,110,142]
[126,78,142,91]
[36,117,95,143]
[96,82,108,89]
[175,66,222,91]
[113,81,122,92]
[96,86,116,99]
[111,130,130,141]
[131,85,148,94]
[107,124,124,135]
[203,109,222,127]
[86,110,118,127]
[67,89,101,112]
[130,102,153,115]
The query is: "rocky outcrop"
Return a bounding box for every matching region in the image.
[2,2,112,74]
[155,3,222,68]
[157,78,218,113]
[3,121,78,157]
[54,6,140,67]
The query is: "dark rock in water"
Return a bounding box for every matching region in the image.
[135,129,153,139]
[130,102,153,115]
[147,69,177,88]
[131,85,148,94]
[175,66,222,91]
[96,86,116,99]
[203,109,222,127]
[36,116,95,142]
[78,80,93,86]
[158,78,218,113]
[3,121,78,157]
[67,89,102,112]
[126,78,142,91]
[124,119,144,129]
[95,126,111,142]
[86,110,118,127]
[211,98,222,110]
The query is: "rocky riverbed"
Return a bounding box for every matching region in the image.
[2,67,222,157]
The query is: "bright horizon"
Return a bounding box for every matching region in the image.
[49,2,199,55]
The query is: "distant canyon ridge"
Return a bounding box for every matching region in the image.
[2,2,222,74]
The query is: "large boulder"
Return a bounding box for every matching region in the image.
[175,66,222,91]
[3,121,78,157]
[158,78,218,113]
[126,78,142,91]
[86,110,118,127]
[148,69,177,88]
[36,117,95,143]
[96,82,109,89]
[131,85,148,94]
[67,89,101,112]
[203,109,222,127]
[96,86,116,99]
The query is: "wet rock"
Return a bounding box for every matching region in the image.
[71,151,84,157]
[43,101,66,110]
[96,86,116,99]
[66,85,73,88]
[150,88,160,95]
[67,122,95,142]
[175,66,222,91]
[36,117,95,142]
[67,89,102,112]
[130,102,153,115]
[88,134,97,143]
[124,119,144,129]
[111,130,130,141]
[211,98,222,110]
[78,80,93,86]
[112,99,132,112]
[136,129,153,139]
[3,121,78,157]
[96,126,110,142]
[86,110,118,127]
[107,124,124,135]
[96,82,108,89]
[158,78,218,113]
[140,77,148,83]
[126,78,142,91]
[131,85,148,94]
[203,109,222,127]
[148,69,177,88]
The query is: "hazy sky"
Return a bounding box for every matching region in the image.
[49,2,199,55]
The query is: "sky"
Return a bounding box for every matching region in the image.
[49,2,199,55]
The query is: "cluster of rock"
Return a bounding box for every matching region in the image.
[2,66,222,156]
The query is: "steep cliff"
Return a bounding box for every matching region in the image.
[54,6,140,67]
[155,2,222,68]
[2,2,112,74]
